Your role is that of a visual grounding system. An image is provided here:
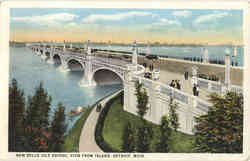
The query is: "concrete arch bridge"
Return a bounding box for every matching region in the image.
[30,44,145,87]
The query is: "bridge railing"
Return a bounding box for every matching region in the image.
[131,75,212,113]
[198,78,223,93]
[93,56,129,67]
[198,77,243,94]
[92,59,126,74]
[231,85,243,94]
[196,97,212,113]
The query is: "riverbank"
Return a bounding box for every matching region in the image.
[138,56,243,86]
[62,105,94,152]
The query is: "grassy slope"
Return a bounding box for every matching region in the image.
[62,107,94,152]
[102,96,196,153]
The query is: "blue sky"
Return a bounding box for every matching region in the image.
[10,8,243,44]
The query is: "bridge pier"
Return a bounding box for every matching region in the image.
[59,59,70,72]
[47,45,55,64]
[36,47,41,56]
[79,40,96,87]
[41,44,47,60]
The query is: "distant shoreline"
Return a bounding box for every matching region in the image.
[9,42,243,48]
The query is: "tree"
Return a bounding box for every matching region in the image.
[25,82,52,130]
[9,79,25,152]
[168,97,180,131]
[49,103,67,152]
[122,121,137,152]
[137,123,153,152]
[24,82,52,152]
[135,80,149,119]
[156,116,172,152]
[194,91,243,153]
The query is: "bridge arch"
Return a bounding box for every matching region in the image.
[91,67,124,85]
[66,58,85,71]
[53,54,62,65]
[45,51,50,57]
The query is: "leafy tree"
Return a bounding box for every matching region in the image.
[168,97,179,131]
[194,91,243,153]
[156,116,172,152]
[49,103,67,152]
[122,121,137,152]
[9,79,25,152]
[135,80,149,119]
[137,123,153,152]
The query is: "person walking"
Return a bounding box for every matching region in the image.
[193,84,197,96]
[185,72,188,80]
[170,80,174,87]
[96,104,99,112]
[174,80,177,88]
[177,80,181,90]
[196,85,199,96]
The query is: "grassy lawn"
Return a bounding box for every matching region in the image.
[62,106,94,152]
[102,95,196,153]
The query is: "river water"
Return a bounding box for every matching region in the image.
[9,47,123,134]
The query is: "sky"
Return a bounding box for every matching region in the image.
[10,8,243,45]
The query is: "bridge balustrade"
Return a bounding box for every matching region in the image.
[160,85,172,96]
[196,98,212,112]
[172,89,189,104]
[198,79,209,89]
[211,83,222,92]
[231,85,243,94]
[141,78,153,88]
[92,61,125,76]
[198,78,222,93]
[93,56,128,67]
[198,77,243,94]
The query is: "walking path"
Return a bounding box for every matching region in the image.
[79,90,122,152]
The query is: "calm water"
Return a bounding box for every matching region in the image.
[10,47,123,134]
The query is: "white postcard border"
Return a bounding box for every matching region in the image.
[0,1,249,161]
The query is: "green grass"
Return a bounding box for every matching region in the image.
[102,95,196,153]
[62,107,94,152]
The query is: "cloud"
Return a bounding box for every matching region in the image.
[82,11,155,23]
[153,18,181,26]
[12,13,79,24]
[172,10,192,17]
[194,12,229,24]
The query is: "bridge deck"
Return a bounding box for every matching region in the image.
[158,69,211,101]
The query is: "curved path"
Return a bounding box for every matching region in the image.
[79,90,122,152]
